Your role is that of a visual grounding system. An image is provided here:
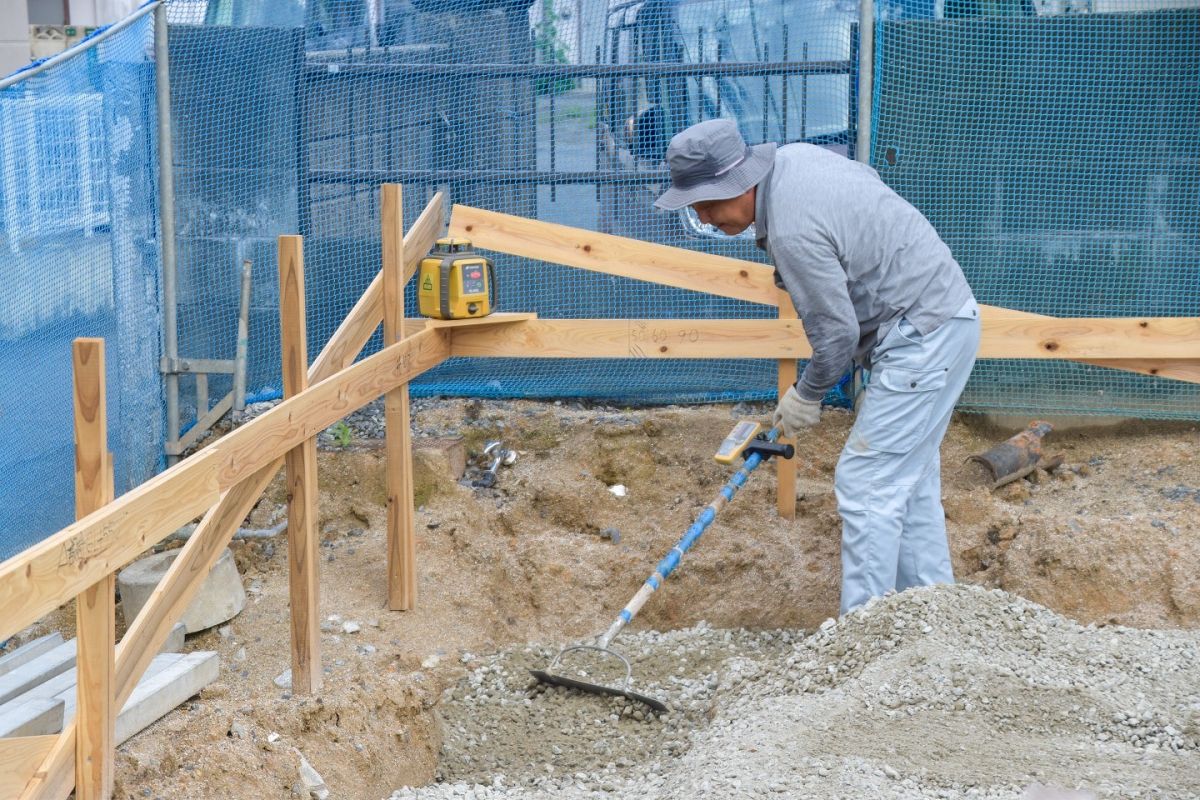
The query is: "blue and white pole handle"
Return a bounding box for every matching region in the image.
[596,426,785,649]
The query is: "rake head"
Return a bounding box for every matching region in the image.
[529,643,668,713]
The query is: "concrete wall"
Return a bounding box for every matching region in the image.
[65,0,138,26]
[0,1,31,76]
[27,0,63,25]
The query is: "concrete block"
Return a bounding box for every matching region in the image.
[0,633,64,677]
[0,647,201,740]
[0,697,64,737]
[0,640,76,705]
[57,652,185,724]
[162,622,187,653]
[2,660,77,707]
[118,548,246,634]
[114,652,218,745]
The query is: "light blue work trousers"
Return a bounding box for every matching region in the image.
[836,297,981,615]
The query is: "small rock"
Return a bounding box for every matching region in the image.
[229,720,248,739]
[608,484,627,497]
[274,669,291,689]
[343,621,361,634]
[295,750,330,800]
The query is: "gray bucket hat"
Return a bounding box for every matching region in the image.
[654,119,776,211]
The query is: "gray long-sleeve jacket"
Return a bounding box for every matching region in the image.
[755,143,973,402]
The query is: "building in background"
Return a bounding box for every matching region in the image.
[1,2,31,75]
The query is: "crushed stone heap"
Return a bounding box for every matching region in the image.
[391,584,1200,800]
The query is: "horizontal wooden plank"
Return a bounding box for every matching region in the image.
[0,735,56,798]
[425,312,537,329]
[448,205,780,306]
[1070,358,1200,384]
[450,314,1200,367]
[979,305,1200,384]
[449,318,811,359]
[0,328,451,646]
[977,314,1200,360]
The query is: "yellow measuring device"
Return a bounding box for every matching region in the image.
[418,237,496,320]
[714,421,794,465]
[714,421,762,464]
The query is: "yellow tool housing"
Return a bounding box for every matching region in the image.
[418,237,496,320]
[714,421,762,464]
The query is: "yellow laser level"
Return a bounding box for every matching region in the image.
[714,421,762,464]
[714,421,794,464]
[418,237,496,320]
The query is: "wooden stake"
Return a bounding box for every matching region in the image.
[72,338,114,799]
[775,292,798,521]
[382,184,417,610]
[278,235,321,694]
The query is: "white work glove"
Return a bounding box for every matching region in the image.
[773,385,821,438]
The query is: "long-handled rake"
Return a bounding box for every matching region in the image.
[530,423,794,712]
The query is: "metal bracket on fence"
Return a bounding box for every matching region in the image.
[163,260,252,458]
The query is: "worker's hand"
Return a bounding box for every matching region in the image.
[773,385,821,438]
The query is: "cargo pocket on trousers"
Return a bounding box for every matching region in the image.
[859,365,948,455]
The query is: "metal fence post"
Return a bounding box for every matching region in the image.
[853,0,875,407]
[155,3,181,465]
[855,0,874,166]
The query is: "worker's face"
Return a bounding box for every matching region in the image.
[691,188,755,236]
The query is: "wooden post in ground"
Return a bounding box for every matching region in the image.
[775,291,798,520]
[72,338,114,799]
[278,235,321,694]
[382,183,418,610]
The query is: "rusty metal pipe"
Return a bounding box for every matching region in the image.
[969,421,1054,489]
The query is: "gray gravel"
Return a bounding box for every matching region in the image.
[389,584,1200,800]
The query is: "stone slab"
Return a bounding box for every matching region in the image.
[0,697,64,737]
[0,634,64,678]
[0,640,76,706]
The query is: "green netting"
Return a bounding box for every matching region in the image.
[872,3,1200,418]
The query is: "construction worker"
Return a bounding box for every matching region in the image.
[654,119,981,615]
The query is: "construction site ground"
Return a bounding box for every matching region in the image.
[21,399,1200,799]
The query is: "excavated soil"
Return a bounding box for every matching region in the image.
[12,399,1200,799]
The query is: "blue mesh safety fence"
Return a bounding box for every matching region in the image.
[0,8,161,558]
[163,0,858,418]
[0,0,1196,556]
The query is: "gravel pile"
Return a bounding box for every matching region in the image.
[389,584,1200,800]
